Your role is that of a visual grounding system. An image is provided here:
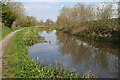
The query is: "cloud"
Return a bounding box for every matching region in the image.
[24,3,59,21]
[61,5,65,8]
[24,4,54,11]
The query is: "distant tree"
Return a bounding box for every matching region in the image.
[39,19,44,26]
[27,16,32,27]
[31,16,38,27]
[45,19,54,27]
[15,15,28,27]
[26,16,38,27]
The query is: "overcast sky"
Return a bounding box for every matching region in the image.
[18,0,119,22]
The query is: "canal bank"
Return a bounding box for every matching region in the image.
[2,27,119,78]
[56,28,120,45]
[27,29,120,78]
[2,27,86,78]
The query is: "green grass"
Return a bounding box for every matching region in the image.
[0,27,23,40]
[3,27,91,78]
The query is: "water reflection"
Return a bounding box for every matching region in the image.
[56,32,119,77]
[27,29,119,78]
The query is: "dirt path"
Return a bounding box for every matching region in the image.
[0,28,24,79]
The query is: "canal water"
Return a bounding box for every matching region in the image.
[27,29,120,78]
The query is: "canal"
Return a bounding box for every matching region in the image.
[27,29,120,78]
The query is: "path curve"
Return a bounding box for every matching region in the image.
[0,28,24,78]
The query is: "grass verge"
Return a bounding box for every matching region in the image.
[56,28,120,44]
[0,27,23,40]
[3,27,90,78]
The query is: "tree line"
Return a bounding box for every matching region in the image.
[1,0,55,28]
[38,19,55,27]
[1,0,37,28]
[56,3,119,39]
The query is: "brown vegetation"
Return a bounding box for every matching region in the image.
[56,3,120,41]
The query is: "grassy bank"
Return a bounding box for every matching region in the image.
[0,27,23,40]
[3,27,89,78]
[56,26,120,44]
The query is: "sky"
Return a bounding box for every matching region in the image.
[23,2,86,22]
[18,0,119,22]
